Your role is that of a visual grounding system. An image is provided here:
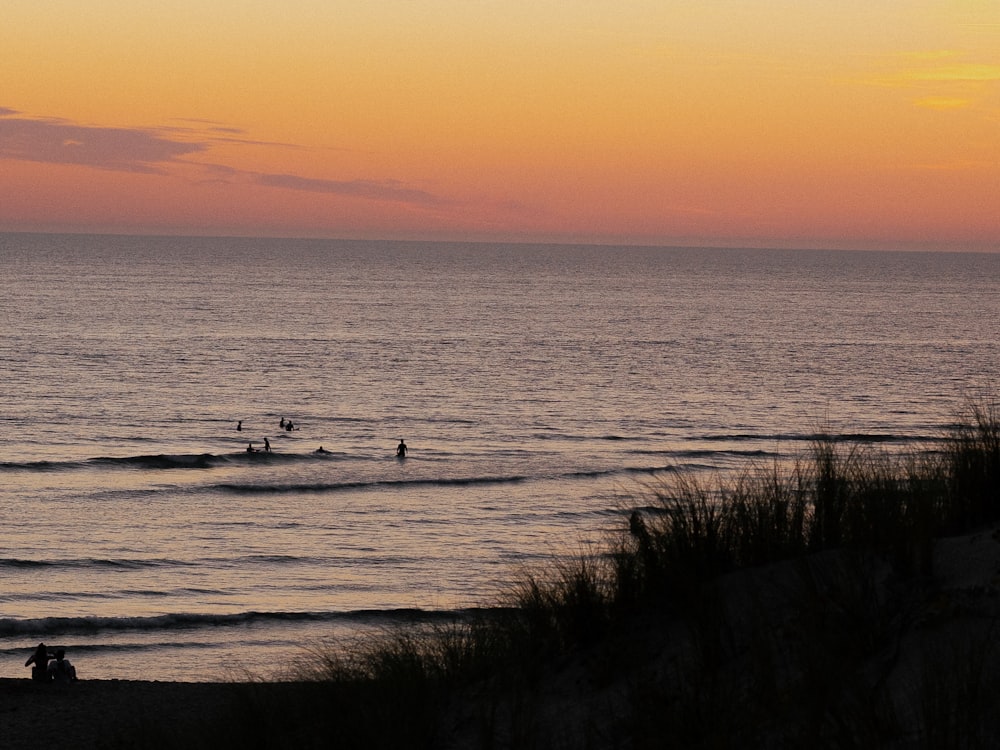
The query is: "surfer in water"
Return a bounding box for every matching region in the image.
[396,439,407,458]
[264,437,271,452]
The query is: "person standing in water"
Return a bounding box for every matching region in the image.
[396,439,407,458]
[264,437,271,452]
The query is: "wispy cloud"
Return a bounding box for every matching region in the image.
[866,53,1000,88]
[170,118,247,136]
[914,96,971,111]
[904,62,1000,83]
[168,118,303,149]
[0,108,450,209]
[255,173,448,207]
[861,53,1000,114]
[0,109,206,174]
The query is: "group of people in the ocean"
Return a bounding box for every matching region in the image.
[25,643,78,683]
[237,418,409,459]
[243,417,297,453]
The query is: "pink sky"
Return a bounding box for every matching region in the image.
[2,2,998,250]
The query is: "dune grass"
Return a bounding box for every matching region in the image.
[205,399,1000,749]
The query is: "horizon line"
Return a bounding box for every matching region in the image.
[2,227,996,255]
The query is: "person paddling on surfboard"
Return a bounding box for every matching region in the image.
[396,439,407,458]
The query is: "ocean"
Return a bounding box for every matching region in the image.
[1,233,998,682]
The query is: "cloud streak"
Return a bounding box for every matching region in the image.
[0,109,206,174]
[866,54,1000,88]
[0,108,450,210]
[911,63,1000,83]
[255,173,448,207]
[914,96,971,111]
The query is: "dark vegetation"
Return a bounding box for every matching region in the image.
[187,401,1000,749]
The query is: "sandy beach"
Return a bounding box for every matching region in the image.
[0,679,223,748]
[0,678,337,749]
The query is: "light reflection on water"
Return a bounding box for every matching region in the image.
[1,235,998,680]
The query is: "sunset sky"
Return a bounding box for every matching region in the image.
[2,2,998,250]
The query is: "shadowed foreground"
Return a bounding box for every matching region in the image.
[3,523,1000,749]
[0,679,341,749]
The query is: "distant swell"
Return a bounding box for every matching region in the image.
[0,451,330,473]
[632,448,774,459]
[0,608,476,637]
[0,459,83,472]
[0,557,192,571]
[0,432,937,475]
[216,475,528,495]
[694,432,936,444]
[92,453,220,470]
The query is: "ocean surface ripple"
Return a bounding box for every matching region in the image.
[1,234,997,680]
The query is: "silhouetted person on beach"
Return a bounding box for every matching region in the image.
[25,643,52,682]
[396,439,407,458]
[264,437,271,452]
[237,420,242,431]
[47,649,77,683]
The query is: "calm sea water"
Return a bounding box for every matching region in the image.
[1,233,998,681]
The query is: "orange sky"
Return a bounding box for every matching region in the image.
[2,2,998,249]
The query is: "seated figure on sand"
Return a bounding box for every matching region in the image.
[47,649,78,683]
[25,642,52,682]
